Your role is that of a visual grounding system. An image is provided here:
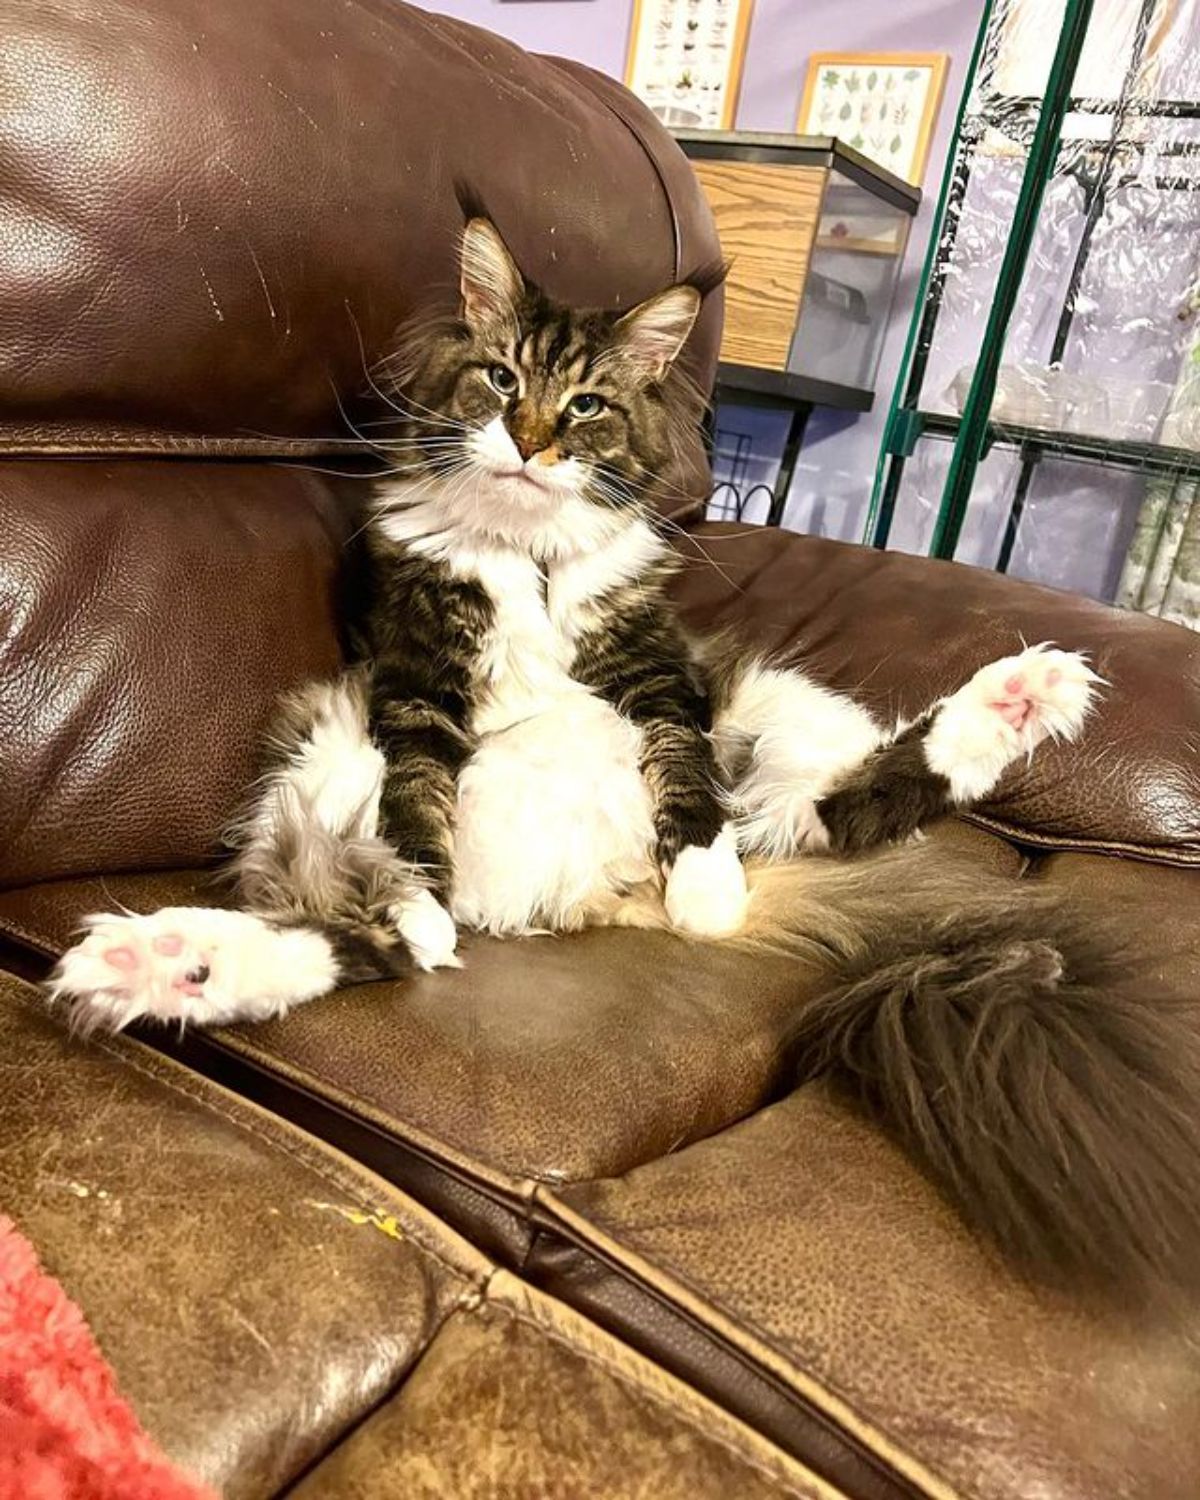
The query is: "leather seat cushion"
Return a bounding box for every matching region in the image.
[0,970,488,1499]
[0,824,1024,1261]
[291,1271,831,1500]
[530,1084,1200,1500]
[2,824,1191,1292]
[2,969,828,1500]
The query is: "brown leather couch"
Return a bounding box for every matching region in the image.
[3,4,1198,1496]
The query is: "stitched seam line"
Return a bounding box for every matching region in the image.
[963,811,1200,864]
[488,1298,834,1499]
[534,1191,954,1500]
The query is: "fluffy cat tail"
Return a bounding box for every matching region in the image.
[740,848,1200,1302]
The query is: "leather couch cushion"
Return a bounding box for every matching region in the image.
[4,967,829,1500]
[0,0,717,505]
[1032,849,1200,999]
[0,462,347,887]
[676,525,1200,863]
[292,1271,829,1500]
[1,825,1176,1268]
[0,825,1024,1261]
[0,864,807,1256]
[530,1087,1200,1500]
[0,969,490,1500]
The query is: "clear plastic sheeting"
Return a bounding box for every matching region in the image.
[876,0,1200,627]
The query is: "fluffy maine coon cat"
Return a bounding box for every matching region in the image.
[51,218,1200,1300]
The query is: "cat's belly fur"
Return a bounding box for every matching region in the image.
[450,689,656,935]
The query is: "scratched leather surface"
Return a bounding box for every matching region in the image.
[2,970,834,1500]
[535,1086,1200,1500]
[0,0,717,511]
[0,970,491,1499]
[292,1273,835,1500]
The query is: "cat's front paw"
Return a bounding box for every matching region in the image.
[391,888,462,971]
[664,824,749,938]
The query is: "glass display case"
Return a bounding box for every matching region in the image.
[676,130,919,396]
[866,0,1200,627]
[676,130,919,522]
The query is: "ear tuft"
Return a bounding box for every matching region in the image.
[612,285,701,381]
[460,218,524,333]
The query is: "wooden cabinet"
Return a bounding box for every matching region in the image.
[677,132,919,394]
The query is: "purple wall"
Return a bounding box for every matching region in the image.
[427,0,632,77]
[422,0,986,541]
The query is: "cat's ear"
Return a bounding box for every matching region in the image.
[610,285,701,382]
[460,218,524,332]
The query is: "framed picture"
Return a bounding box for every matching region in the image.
[625,0,755,132]
[797,52,949,186]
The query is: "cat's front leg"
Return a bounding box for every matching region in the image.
[371,689,472,969]
[641,721,749,939]
[576,609,748,938]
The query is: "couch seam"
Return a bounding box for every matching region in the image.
[533,1188,960,1500]
[961,812,1200,865]
[202,1031,534,1201]
[0,916,56,956]
[485,1295,840,1499]
[0,435,363,458]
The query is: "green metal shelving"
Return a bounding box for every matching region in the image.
[864,0,1199,568]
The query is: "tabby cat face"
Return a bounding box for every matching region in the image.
[387,218,701,517]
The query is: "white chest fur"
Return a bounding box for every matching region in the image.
[375,481,665,934]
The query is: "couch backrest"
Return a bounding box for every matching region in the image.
[0,0,721,888]
[0,0,721,455]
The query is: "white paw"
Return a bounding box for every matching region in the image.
[926,644,1103,802]
[47,910,222,1033]
[664,825,749,938]
[46,907,335,1033]
[391,889,461,971]
[968,644,1101,745]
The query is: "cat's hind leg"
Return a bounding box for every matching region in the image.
[46,907,343,1033]
[815,643,1101,853]
[716,660,886,860]
[49,671,455,1034]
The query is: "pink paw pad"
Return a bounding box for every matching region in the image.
[153,934,184,957]
[103,946,139,972]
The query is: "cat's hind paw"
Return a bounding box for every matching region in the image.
[925,643,1103,803]
[47,908,337,1033]
[47,911,221,1034]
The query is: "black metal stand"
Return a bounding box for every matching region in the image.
[711,363,870,526]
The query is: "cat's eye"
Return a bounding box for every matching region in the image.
[567,392,606,420]
[487,364,519,397]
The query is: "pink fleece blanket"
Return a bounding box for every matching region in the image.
[0,1214,217,1500]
